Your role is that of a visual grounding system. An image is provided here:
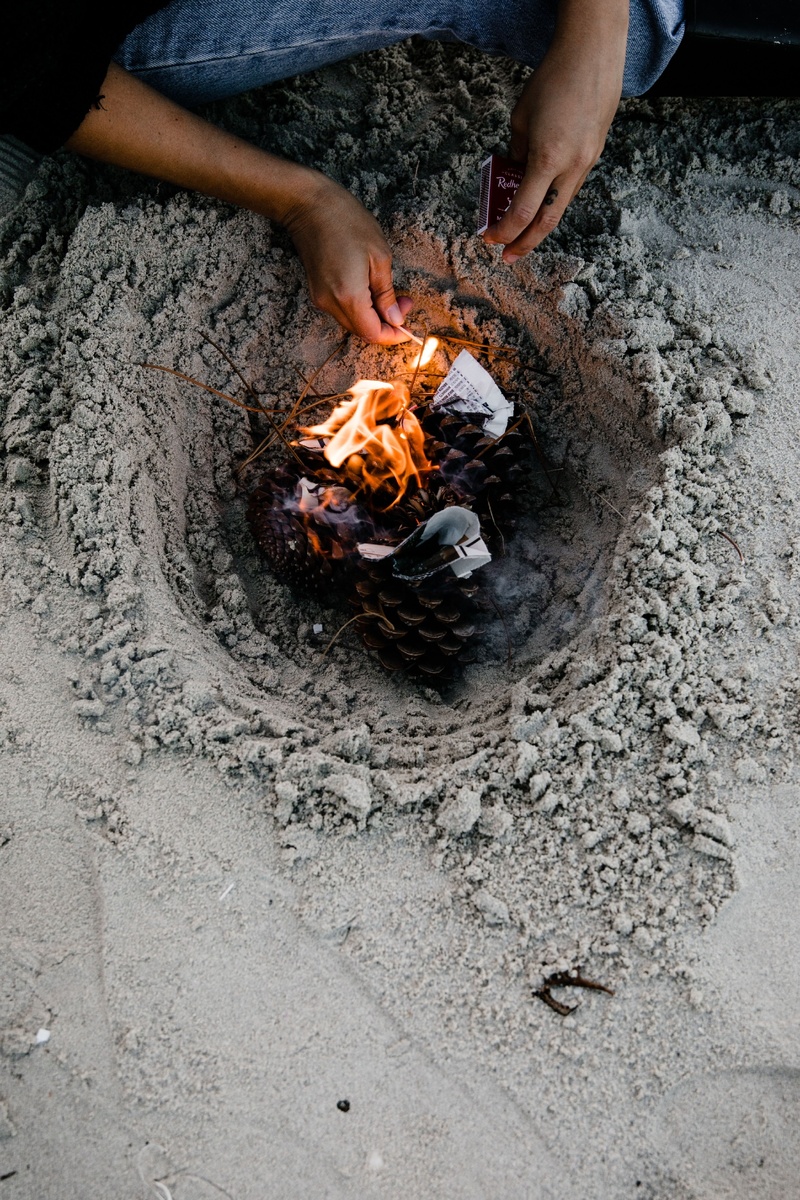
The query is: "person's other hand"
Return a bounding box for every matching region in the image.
[483,30,625,263]
[283,175,412,343]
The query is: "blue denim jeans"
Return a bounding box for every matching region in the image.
[116,0,685,102]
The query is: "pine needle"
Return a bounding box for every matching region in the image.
[240,335,349,470]
[433,332,518,357]
[322,612,363,657]
[139,363,276,415]
[718,529,745,564]
[201,331,263,406]
[523,410,563,504]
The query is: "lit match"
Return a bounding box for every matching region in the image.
[412,336,440,370]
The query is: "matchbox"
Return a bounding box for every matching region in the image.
[477,154,525,234]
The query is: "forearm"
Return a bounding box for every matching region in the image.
[65,62,318,225]
[551,0,629,61]
[66,61,410,344]
[545,0,629,96]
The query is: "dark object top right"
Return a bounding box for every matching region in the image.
[687,0,800,45]
[648,1,800,96]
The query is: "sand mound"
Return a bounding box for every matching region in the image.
[2,45,790,972]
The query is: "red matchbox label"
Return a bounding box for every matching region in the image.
[477,154,525,234]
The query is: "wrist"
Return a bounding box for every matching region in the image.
[279,171,357,239]
[241,160,326,226]
[278,168,337,226]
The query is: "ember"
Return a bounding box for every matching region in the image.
[246,337,532,680]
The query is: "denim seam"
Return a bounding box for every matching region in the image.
[122,30,458,73]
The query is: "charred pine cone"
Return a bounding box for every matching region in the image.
[247,465,364,592]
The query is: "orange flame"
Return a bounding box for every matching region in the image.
[300,379,429,504]
[411,336,440,370]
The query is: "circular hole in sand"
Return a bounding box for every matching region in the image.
[209,280,661,709]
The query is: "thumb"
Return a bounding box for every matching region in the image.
[369,253,404,326]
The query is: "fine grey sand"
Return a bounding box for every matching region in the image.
[1,40,799,1199]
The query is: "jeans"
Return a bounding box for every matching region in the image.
[115,0,685,103]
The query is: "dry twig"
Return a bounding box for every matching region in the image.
[717,529,745,564]
[533,968,615,1017]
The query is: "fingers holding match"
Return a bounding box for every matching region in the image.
[333,290,414,346]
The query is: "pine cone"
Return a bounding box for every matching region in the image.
[350,557,479,680]
[246,403,531,677]
[420,406,531,541]
[247,465,363,592]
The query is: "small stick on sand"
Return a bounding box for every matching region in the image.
[717,529,745,564]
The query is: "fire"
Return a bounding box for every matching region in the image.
[411,336,439,370]
[300,379,429,504]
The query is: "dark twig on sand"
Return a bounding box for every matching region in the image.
[533,967,615,1017]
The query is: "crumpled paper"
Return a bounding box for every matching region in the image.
[359,506,491,580]
[431,350,513,438]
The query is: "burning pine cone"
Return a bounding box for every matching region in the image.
[248,406,531,590]
[245,361,533,681]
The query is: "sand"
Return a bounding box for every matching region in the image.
[1,39,799,1198]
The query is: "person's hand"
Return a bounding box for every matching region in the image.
[483,14,627,263]
[65,66,413,341]
[282,174,412,344]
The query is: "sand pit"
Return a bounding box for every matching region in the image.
[1,40,799,1198]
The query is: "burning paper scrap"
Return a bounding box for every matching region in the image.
[295,477,352,514]
[357,543,394,561]
[359,507,491,582]
[431,350,513,438]
[297,477,321,509]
